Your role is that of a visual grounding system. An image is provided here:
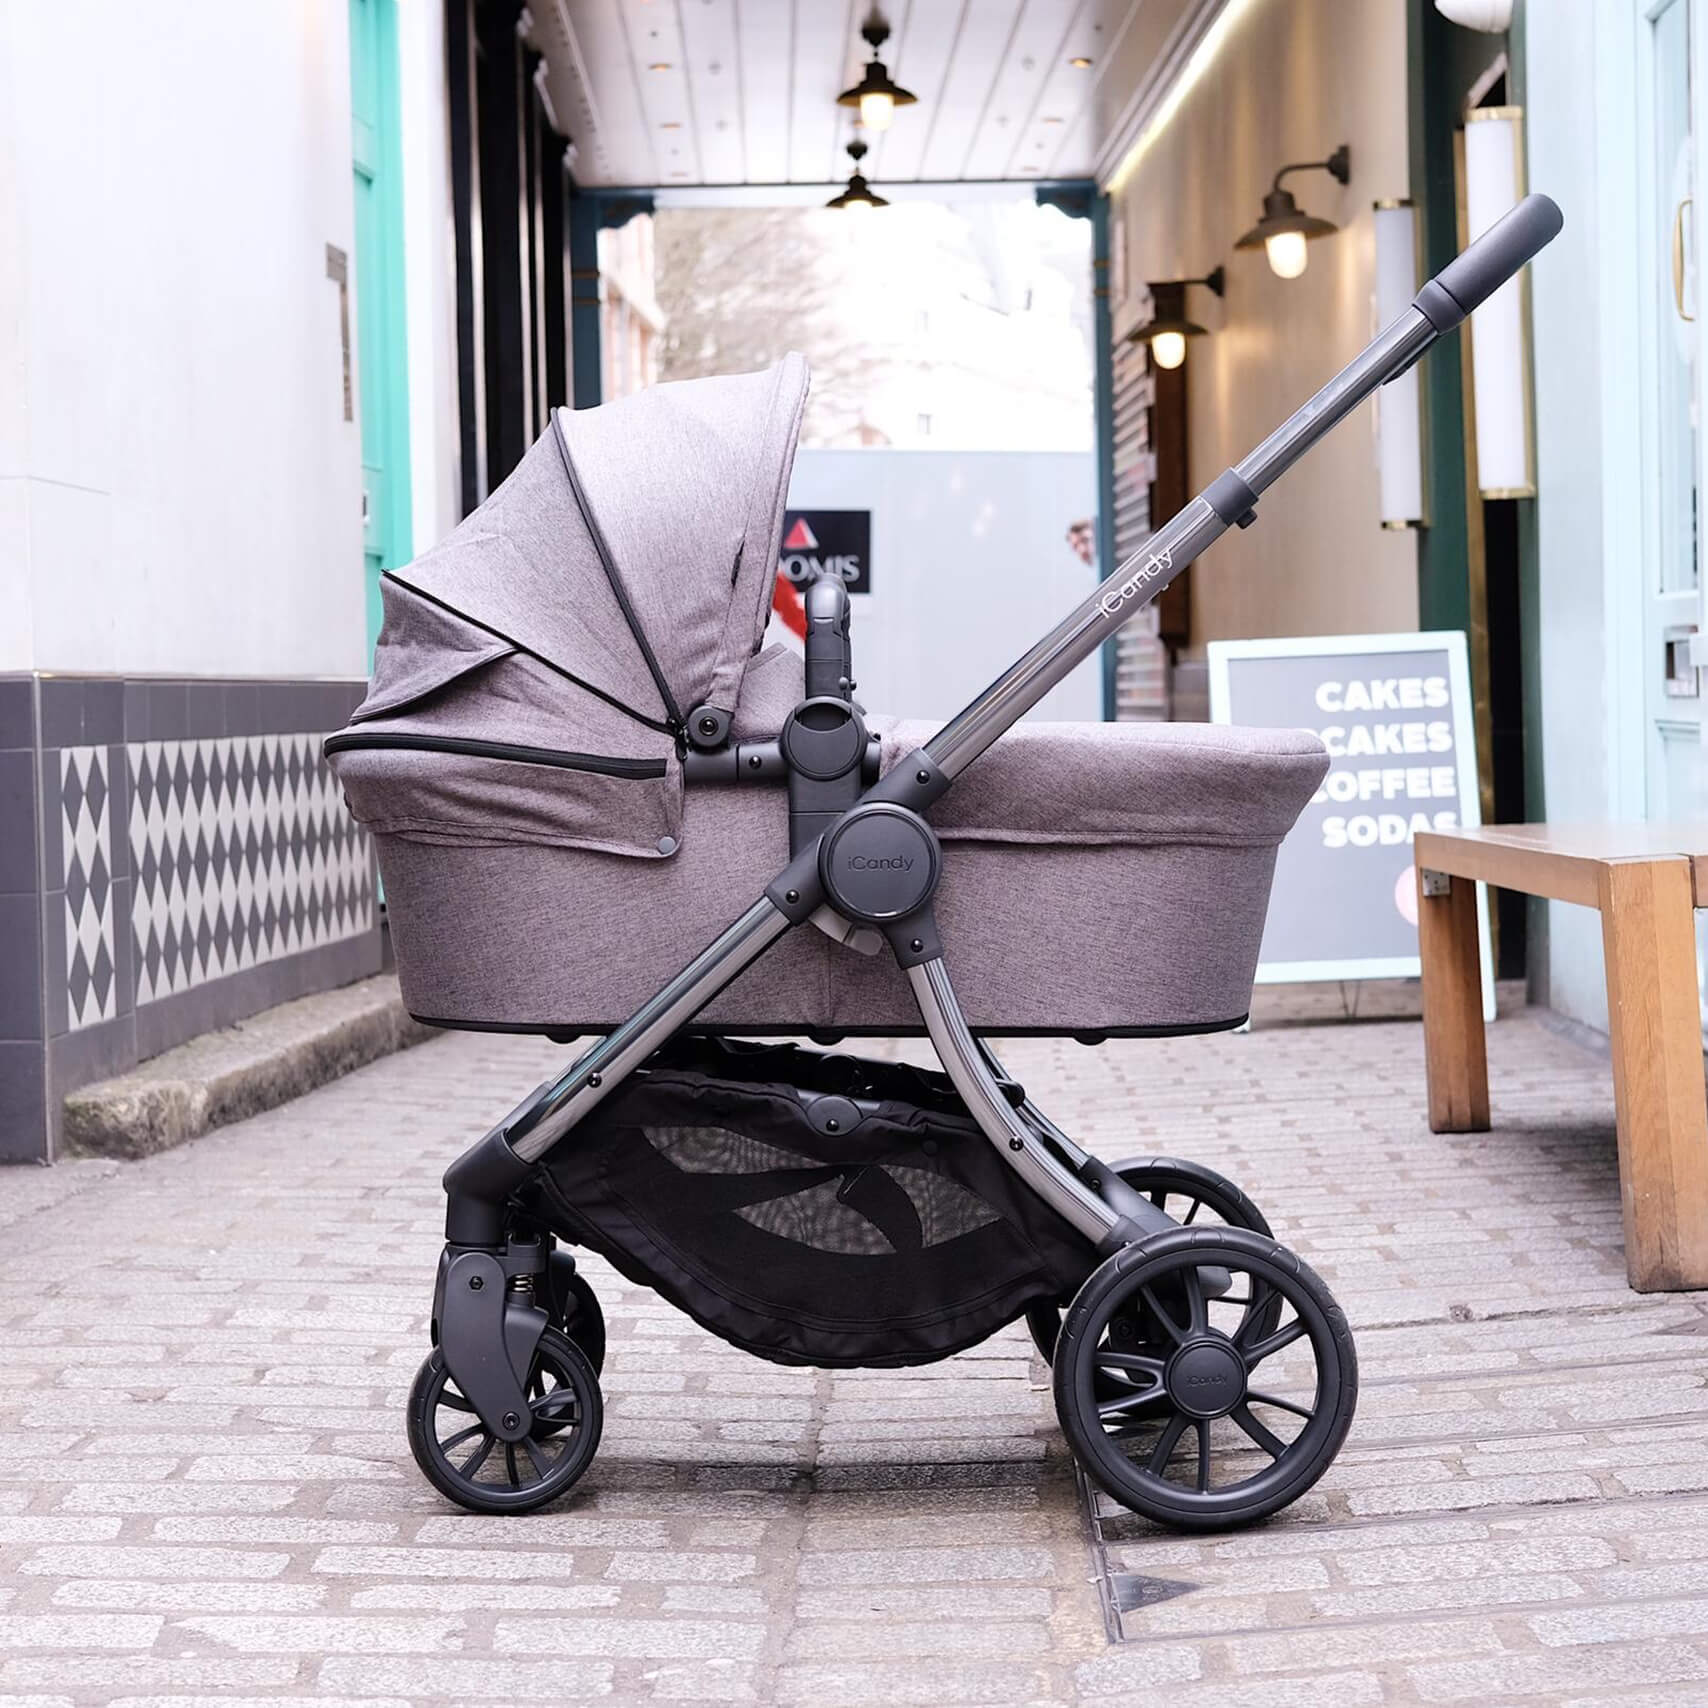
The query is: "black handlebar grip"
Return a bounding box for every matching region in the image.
[1413,192,1563,333]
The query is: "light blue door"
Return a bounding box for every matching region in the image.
[350,0,412,653]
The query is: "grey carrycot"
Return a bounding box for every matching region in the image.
[319,188,1562,1539]
[328,355,1326,1037]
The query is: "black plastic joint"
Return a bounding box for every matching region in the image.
[442,1127,534,1246]
[765,845,825,922]
[1205,468,1259,529]
[1413,277,1466,334]
[686,704,732,750]
[884,906,942,969]
[864,748,950,813]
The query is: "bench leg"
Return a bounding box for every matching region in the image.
[1598,858,1708,1291]
[1418,870,1490,1133]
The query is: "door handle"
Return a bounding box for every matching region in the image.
[1674,197,1695,322]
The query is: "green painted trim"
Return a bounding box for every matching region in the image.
[568,183,602,411]
[350,0,413,653]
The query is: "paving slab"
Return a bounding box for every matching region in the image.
[2,1002,1707,1703]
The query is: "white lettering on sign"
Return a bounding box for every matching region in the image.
[780,554,863,585]
[1322,809,1460,848]
[1314,676,1451,713]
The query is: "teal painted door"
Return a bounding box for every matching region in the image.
[349,0,411,652]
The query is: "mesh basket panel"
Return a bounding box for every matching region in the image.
[532,1039,1096,1368]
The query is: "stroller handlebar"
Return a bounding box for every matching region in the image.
[1415,192,1562,331]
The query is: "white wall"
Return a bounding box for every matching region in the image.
[1523,6,1626,1031]
[784,449,1100,723]
[398,0,463,559]
[0,0,365,679]
[1108,0,1418,653]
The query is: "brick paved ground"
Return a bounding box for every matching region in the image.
[3,1002,1707,1705]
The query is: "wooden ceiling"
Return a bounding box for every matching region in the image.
[530,0,1201,191]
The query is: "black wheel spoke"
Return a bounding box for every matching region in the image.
[1195,1420,1212,1492]
[1098,1386,1166,1421]
[1183,1267,1208,1335]
[1232,1403,1287,1459]
[437,1387,476,1414]
[533,1387,579,1419]
[1138,1285,1189,1346]
[439,1422,485,1453]
[522,1435,553,1480]
[504,1442,520,1487]
[1241,1316,1307,1367]
[1095,1351,1166,1378]
[1146,1411,1189,1474]
[1249,1388,1316,1420]
[1182,1198,1203,1227]
[459,1433,495,1478]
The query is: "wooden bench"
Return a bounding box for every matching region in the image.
[1415,825,1708,1292]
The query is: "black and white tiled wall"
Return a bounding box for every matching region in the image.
[1,676,381,1162]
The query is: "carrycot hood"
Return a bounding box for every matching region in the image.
[385,353,809,733]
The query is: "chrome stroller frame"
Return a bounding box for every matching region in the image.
[413,196,1562,1529]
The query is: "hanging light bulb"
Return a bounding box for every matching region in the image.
[1150,330,1188,370]
[837,11,916,134]
[1235,146,1350,280]
[1127,271,1222,371]
[826,137,889,210]
[1264,230,1310,279]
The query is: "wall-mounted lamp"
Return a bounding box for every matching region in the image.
[1236,144,1351,278]
[1462,108,1535,496]
[1128,268,1225,370]
[826,138,888,210]
[837,11,916,134]
[1373,201,1425,527]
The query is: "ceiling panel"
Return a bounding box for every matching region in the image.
[736,0,795,182]
[958,0,1078,181]
[677,0,742,181]
[539,0,1154,191]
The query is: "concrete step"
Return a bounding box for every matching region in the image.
[61,975,436,1159]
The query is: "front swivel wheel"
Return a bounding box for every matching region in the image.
[407,1324,603,1514]
[1054,1226,1356,1531]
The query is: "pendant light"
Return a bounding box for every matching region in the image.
[826,138,888,211]
[1129,270,1224,370]
[837,11,916,133]
[1236,145,1351,278]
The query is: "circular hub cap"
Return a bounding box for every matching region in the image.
[1166,1335,1247,1418]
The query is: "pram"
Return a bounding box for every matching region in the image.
[327,195,1560,1531]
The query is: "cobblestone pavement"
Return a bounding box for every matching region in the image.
[3,1002,1708,1706]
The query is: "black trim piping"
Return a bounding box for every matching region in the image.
[552,411,685,734]
[381,571,676,737]
[323,730,666,780]
[407,1014,1253,1044]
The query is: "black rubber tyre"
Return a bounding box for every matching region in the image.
[1054,1226,1357,1532]
[407,1324,603,1515]
[1026,1157,1274,1362]
[547,1251,607,1373]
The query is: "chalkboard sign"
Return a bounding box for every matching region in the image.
[1208,631,1492,1011]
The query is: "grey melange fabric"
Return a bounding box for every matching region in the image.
[326,356,1330,1035]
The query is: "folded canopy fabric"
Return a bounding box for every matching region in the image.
[365,354,811,737]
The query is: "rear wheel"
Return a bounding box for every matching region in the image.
[1026,1157,1273,1362]
[1054,1227,1357,1531]
[547,1251,606,1372]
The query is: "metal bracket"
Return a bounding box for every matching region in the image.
[436,1250,545,1441]
[1419,867,1453,899]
